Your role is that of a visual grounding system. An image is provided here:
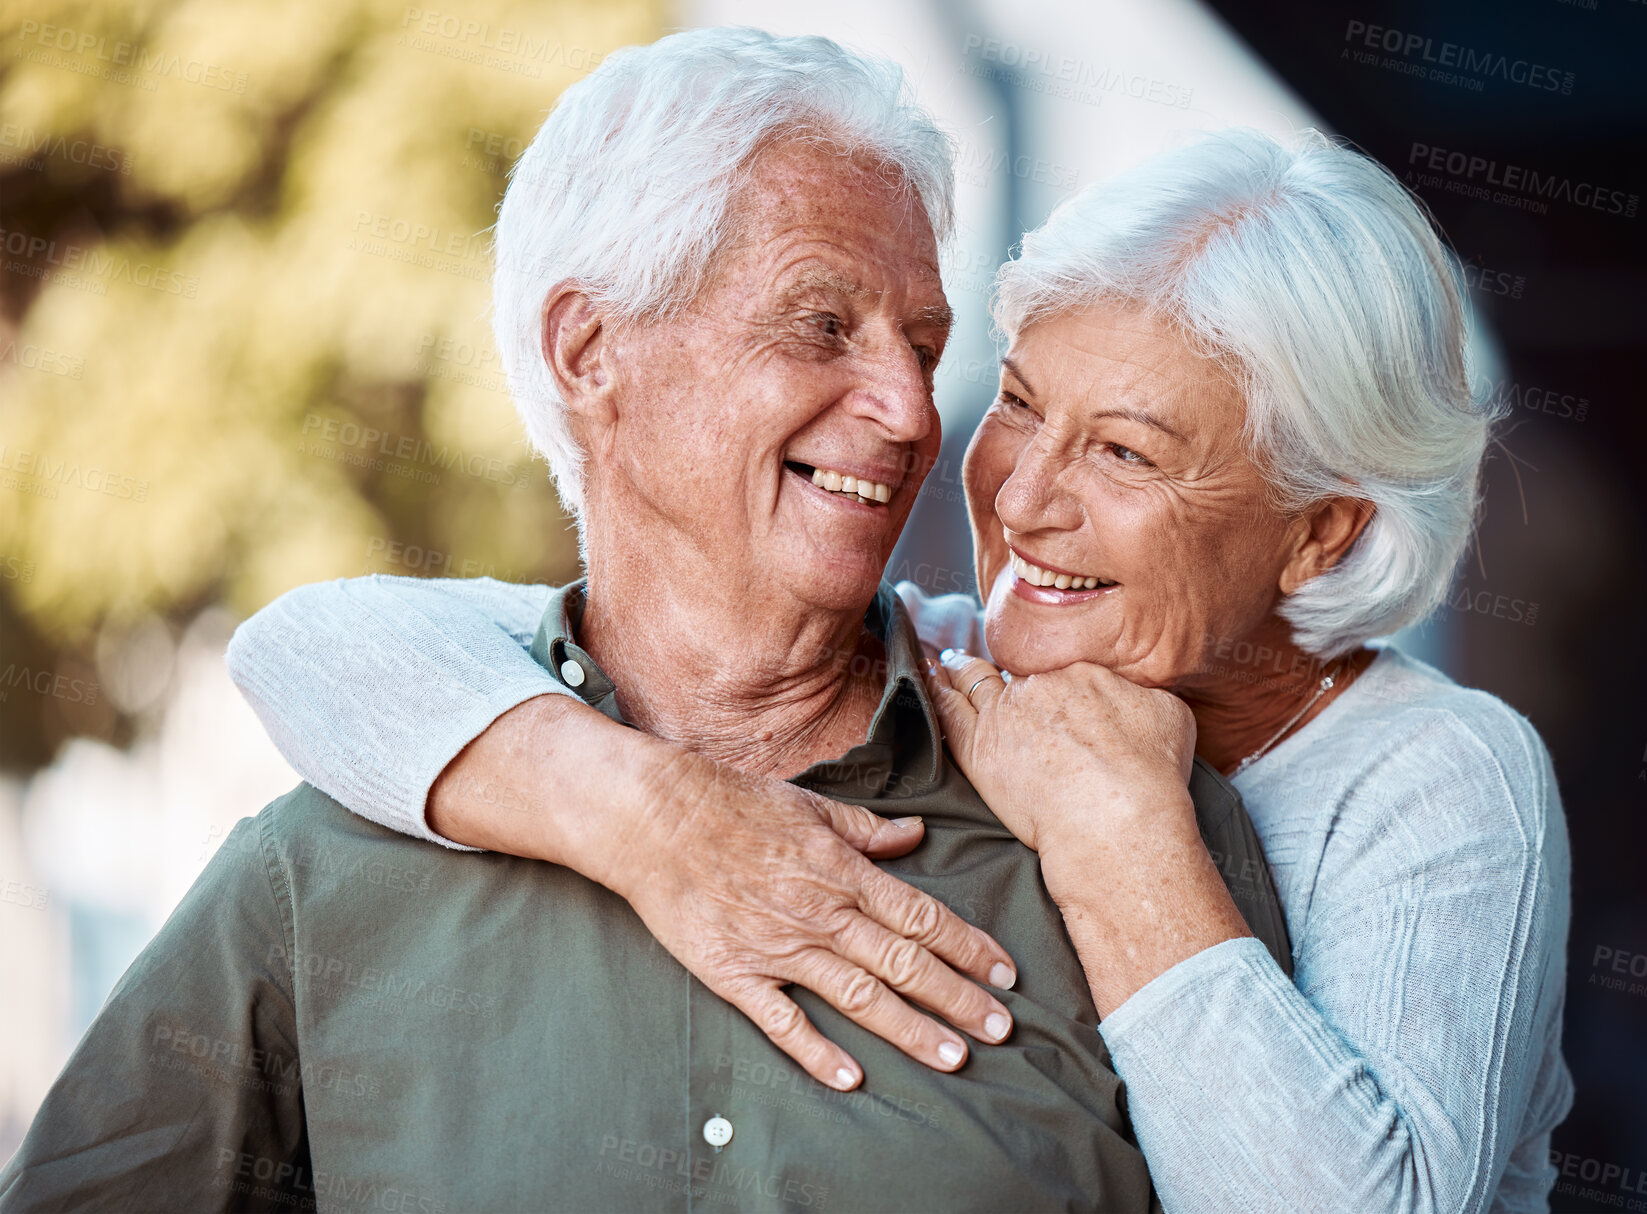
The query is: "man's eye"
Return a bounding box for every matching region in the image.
[810,312,845,340]
[914,346,937,371]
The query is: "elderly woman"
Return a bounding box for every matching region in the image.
[231,131,1571,1210]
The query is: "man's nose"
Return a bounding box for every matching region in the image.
[843,342,936,444]
[994,433,1084,535]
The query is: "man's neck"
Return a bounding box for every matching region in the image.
[575,565,889,779]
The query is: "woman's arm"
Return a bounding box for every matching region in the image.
[929,654,1572,1214]
[1094,723,1569,1214]
[227,574,562,847]
[226,575,1020,1090]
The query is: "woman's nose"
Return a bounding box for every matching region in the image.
[994,436,1084,535]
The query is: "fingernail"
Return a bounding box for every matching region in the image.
[939,648,966,663]
[833,1067,858,1091]
[989,962,1016,990]
[891,816,922,829]
[937,1040,965,1067]
[984,1012,1010,1041]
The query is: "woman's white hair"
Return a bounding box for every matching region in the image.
[492,27,955,519]
[995,128,1501,658]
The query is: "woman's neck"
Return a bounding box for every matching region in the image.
[1177,618,1376,775]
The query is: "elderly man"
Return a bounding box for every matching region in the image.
[2,29,1286,1213]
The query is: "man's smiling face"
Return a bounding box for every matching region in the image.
[588,137,952,616]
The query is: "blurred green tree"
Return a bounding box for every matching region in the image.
[0,0,661,768]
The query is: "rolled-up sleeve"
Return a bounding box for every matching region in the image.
[225,575,565,848]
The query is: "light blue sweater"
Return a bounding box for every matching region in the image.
[226,575,1573,1213]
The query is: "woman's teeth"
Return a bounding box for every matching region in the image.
[810,466,891,504]
[1010,551,1113,591]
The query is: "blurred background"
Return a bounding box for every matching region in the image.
[1,0,1641,1205]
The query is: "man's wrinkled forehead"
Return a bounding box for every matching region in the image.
[774,266,951,333]
[715,139,942,271]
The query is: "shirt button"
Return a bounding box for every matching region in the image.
[559,659,586,688]
[702,1115,733,1149]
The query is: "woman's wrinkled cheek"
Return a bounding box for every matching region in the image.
[963,417,1017,591]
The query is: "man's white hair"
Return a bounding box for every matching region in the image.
[995,128,1500,658]
[492,26,956,520]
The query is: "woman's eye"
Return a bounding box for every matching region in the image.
[1108,443,1153,467]
[998,390,1030,409]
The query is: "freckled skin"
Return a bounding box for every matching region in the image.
[574,137,952,772]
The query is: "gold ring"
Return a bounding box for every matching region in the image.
[966,675,992,698]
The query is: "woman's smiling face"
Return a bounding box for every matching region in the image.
[964,303,1307,688]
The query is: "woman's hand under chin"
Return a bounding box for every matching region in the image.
[925,648,1253,1015]
[925,649,1200,896]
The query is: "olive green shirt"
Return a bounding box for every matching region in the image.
[1,581,1289,1213]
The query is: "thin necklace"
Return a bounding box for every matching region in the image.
[1230,659,1348,778]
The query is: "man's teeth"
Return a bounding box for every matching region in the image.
[810,466,892,504]
[1010,551,1113,591]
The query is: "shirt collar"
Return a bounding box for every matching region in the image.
[528,579,945,800]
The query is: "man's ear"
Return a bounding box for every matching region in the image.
[1278,496,1375,595]
[540,285,615,429]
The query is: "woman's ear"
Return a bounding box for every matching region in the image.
[1278,496,1375,595]
[540,285,615,429]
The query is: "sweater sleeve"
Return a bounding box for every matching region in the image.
[893,581,989,659]
[1095,709,1573,1214]
[225,575,568,849]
